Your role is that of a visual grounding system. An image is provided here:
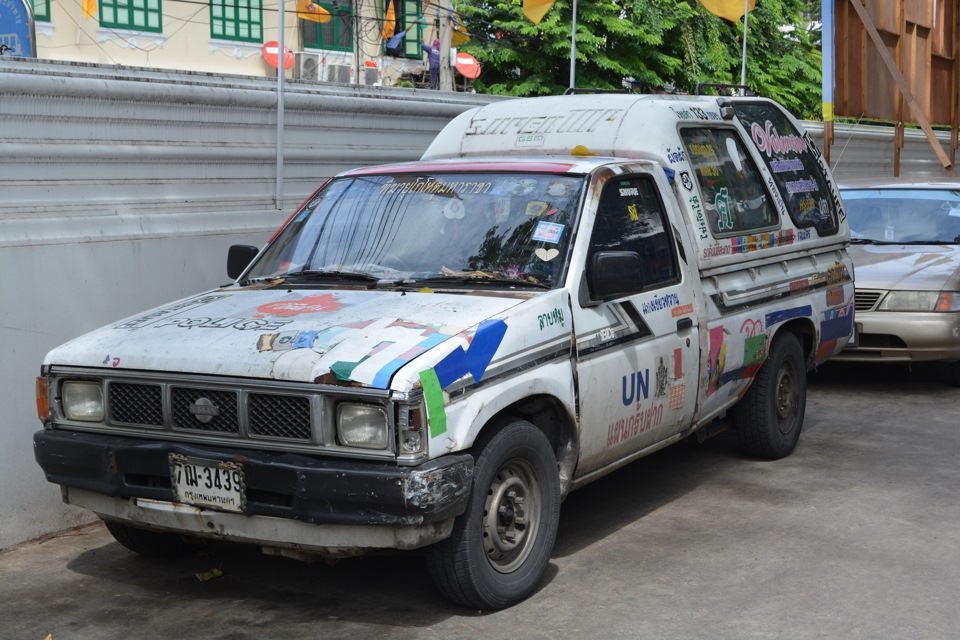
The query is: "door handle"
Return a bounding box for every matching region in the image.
[676,317,693,331]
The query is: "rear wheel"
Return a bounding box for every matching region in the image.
[103,519,202,557]
[425,418,560,609]
[734,332,806,459]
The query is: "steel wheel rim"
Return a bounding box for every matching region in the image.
[482,457,542,574]
[775,358,798,434]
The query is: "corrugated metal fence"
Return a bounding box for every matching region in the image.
[1,59,954,547]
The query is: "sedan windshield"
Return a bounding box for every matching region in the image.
[843,188,960,244]
[245,173,585,289]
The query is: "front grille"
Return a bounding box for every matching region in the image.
[172,387,239,434]
[250,393,312,440]
[855,290,883,312]
[110,383,164,426]
[56,369,403,458]
[103,381,319,443]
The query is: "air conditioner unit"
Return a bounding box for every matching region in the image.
[294,52,322,81]
[326,64,353,83]
[363,67,380,85]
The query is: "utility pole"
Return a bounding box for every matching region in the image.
[354,0,361,84]
[439,0,453,91]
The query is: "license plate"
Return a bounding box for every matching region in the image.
[169,454,245,513]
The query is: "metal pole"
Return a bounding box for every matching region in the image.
[355,0,361,83]
[569,0,577,90]
[822,0,834,165]
[739,0,748,90]
[276,0,285,212]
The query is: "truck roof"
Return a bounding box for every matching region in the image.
[340,156,649,177]
[421,93,751,163]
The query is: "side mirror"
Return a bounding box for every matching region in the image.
[588,251,644,301]
[227,245,259,280]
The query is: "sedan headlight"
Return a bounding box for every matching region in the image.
[61,381,104,422]
[336,403,389,449]
[879,291,960,312]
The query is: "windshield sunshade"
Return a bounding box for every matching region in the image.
[246,173,585,288]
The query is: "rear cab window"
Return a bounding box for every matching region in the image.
[680,127,779,237]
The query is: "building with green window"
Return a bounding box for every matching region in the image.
[26,0,434,86]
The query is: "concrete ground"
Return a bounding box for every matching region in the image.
[1,361,958,640]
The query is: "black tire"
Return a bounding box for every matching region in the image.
[425,418,560,610]
[733,332,806,459]
[103,519,202,557]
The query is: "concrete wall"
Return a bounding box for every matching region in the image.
[0,58,499,549]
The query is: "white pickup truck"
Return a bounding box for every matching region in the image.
[34,93,854,609]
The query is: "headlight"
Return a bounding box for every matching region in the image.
[61,381,104,422]
[336,403,389,449]
[879,291,960,312]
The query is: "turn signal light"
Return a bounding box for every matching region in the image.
[935,292,956,312]
[36,376,49,422]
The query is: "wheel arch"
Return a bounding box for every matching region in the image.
[773,318,816,370]
[474,394,580,500]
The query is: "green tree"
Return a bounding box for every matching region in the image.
[456,0,823,118]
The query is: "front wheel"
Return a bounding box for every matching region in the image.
[425,418,560,609]
[733,332,806,459]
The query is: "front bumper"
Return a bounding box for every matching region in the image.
[835,310,960,363]
[35,429,473,549]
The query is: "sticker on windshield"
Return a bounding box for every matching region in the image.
[535,248,560,261]
[532,221,564,244]
[526,201,550,217]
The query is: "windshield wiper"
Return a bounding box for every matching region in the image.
[412,275,549,290]
[280,269,380,284]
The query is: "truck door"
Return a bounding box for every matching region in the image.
[571,171,700,478]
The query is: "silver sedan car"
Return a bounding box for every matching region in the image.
[835,179,960,386]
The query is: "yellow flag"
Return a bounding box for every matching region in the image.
[381,0,396,39]
[298,0,332,23]
[522,0,556,25]
[451,9,469,46]
[82,0,97,19]
[699,0,755,22]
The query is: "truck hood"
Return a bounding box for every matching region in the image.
[849,244,960,291]
[45,288,528,388]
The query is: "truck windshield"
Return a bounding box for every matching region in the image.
[246,173,585,289]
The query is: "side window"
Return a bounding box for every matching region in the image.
[734,102,840,236]
[382,0,422,58]
[680,128,778,236]
[30,0,50,22]
[587,175,679,294]
[210,0,263,43]
[302,2,352,51]
[100,0,163,32]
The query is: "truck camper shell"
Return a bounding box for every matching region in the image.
[423,94,849,272]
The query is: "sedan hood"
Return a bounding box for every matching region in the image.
[45,288,527,388]
[849,244,960,291]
